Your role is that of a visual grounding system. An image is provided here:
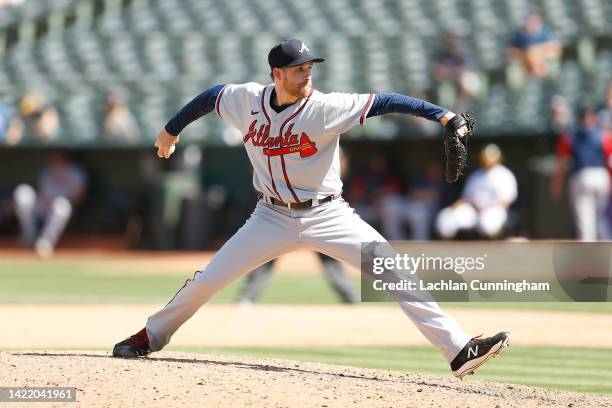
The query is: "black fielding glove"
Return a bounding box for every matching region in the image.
[444,113,474,183]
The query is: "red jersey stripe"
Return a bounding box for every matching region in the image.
[261,85,272,124]
[260,87,282,201]
[359,93,374,125]
[280,155,300,203]
[268,155,282,201]
[214,84,229,119]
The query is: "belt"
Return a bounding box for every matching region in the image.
[260,193,337,209]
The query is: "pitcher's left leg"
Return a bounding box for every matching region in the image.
[301,200,471,363]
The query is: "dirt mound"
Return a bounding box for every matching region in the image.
[2,351,610,408]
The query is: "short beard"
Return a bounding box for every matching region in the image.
[285,82,311,99]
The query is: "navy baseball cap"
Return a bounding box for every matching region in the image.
[268,39,325,69]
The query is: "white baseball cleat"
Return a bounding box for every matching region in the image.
[450,331,511,379]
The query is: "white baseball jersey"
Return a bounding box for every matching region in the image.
[215,82,374,202]
[462,164,517,209]
[39,165,87,203]
[144,81,475,365]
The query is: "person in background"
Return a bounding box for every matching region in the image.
[507,12,562,79]
[432,33,481,106]
[551,106,612,241]
[0,101,15,143]
[596,83,612,233]
[597,82,612,131]
[550,94,573,133]
[11,92,60,144]
[346,153,401,228]
[436,144,518,239]
[103,90,141,144]
[0,102,26,146]
[13,152,87,257]
[381,161,445,240]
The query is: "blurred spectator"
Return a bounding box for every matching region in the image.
[550,94,573,133]
[551,106,612,241]
[507,12,562,79]
[0,100,29,146]
[236,148,359,304]
[381,161,445,240]
[0,101,16,144]
[13,152,87,257]
[9,92,60,144]
[597,82,612,131]
[436,144,518,239]
[432,33,481,107]
[346,153,401,226]
[104,91,141,144]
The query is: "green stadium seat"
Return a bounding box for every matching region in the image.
[126,0,159,35]
[396,0,437,38]
[0,6,17,32]
[287,0,331,33]
[184,0,226,33]
[578,0,607,35]
[59,91,100,144]
[141,31,179,81]
[156,0,194,35]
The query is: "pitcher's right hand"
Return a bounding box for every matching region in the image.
[155,129,179,159]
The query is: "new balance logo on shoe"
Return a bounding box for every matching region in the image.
[450,332,511,379]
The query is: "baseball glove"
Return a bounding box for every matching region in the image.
[443,112,475,183]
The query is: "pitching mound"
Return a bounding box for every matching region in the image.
[2,352,611,407]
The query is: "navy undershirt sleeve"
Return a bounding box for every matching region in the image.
[366,93,448,122]
[165,84,225,136]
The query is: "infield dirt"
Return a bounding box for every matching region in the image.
[3,351,612,408]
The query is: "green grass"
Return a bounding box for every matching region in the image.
[0,260,352,304]
[1,257,612,312]
[170,345,612,395]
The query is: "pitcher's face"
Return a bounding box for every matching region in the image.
[276,62,313,99]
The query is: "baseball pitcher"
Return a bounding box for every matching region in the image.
[113,39,510,379]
